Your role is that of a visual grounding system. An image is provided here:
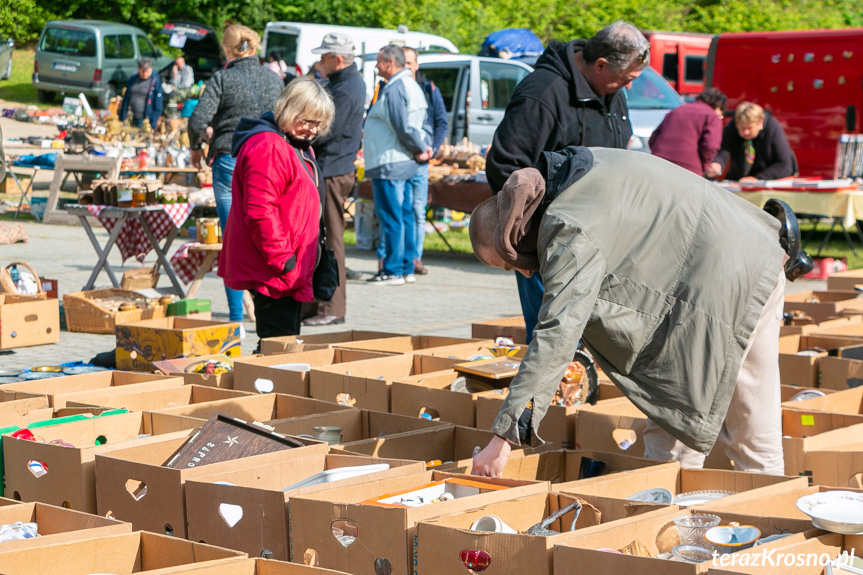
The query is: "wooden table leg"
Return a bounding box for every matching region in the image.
[81,213,125,290]
[186,251,220,299]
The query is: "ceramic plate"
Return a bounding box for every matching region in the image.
[789,389,826,402]
[281,464,391,492]
[62,366,108,375]
[673,490,737,507]
[796,491,863,534]
[17,371,66,380]
[626,487,674,504]
[672,545,713,563]
[754,533,795,546]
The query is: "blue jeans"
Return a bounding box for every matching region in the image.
[372,178,416,276]
[376,164,429,262]
[212,153,245,322]
[516,271,544,344]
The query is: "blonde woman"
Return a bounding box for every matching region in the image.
[189,24,284,327]
[219,77,335,350]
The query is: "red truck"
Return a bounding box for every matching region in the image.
[642,31,713,99]
[706,28,863,178]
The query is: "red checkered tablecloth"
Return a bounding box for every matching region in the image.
[87,204,194,262]
[170,241,219,284]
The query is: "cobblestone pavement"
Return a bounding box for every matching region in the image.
[1,218,825,372]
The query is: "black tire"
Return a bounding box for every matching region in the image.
[97,84,116,110]
[0,59,11,80]
[36,89,55,103]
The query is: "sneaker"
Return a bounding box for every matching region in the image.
[366,273,405,286]
[345,268,363,281]
[404,274,416,283]
[413,259,428,275]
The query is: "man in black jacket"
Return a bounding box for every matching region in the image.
[485,20,650,343]
[304,33,367,326]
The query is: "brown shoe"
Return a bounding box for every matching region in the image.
[413,259,428,275]
[303,315,345,326]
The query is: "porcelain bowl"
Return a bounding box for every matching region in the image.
[705,523,761,554]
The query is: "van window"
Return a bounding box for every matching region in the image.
[40,27,97,57]
[662,53,678,83]
[266,32,298,68]
[626,68,682,110]
[479,61,528,111]
[118,35,135,59]
[684,55,705,83]
[418,67,460,110]
[104,35,120,59]
[136,35,156,58]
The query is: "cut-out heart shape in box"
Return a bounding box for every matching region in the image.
[331,519,359,547]
[125,479,147,501]
[27,460,48,478]
[219,503,244,528]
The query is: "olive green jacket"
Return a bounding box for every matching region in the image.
[493,148,784,454]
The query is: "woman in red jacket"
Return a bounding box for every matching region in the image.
[219,76,335,349]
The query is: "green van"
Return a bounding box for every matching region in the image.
[33,20,172,109]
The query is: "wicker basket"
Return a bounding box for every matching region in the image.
[63,288,166,334]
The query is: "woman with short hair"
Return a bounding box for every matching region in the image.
[219,77,335,349]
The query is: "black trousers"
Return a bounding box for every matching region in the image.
[251,290,302,351]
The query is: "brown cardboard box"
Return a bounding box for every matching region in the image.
[780,314,863,337]
[572,397,649,455]
[0,501,131,551]
[827,268,863,291]
[782,422,863,478]
[554,465,808,508]
[0,531,247,574]
[475,382,626,449]
[267,409,448,445]
[260,330,403,355]
[115,317,242,372]
[65,384,252,412]
[185,453,424,560]
[698,484,863,519]
[785,290,863,323]
[552,508,816,575]
[821,355,863,390]
[780,384,837,402]
[3,411,198,513]
[390,370,489,427]
[0,390,49,428]
[333,335,491,355]
[0,294,59,349]
[804,445,863,487]
[446,449,677,482]
[782,386,863,438]
[310,354,461,411]
[708,532,863,575]
[95,435,328,538]
[233,348,394,397]
[415,491,673,575]
[775,334,863,387]
[0,370,184,408]
[153,355,236,388]
[177,557,354,574]
[288,470,549,575]
[471,315,528,344]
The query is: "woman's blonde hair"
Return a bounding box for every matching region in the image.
[222,24,259,59]
[735,101,765,126]
[274,76,335,138]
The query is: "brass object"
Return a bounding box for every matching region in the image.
[30,366,64,373]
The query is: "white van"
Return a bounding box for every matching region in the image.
[261,22,458,76]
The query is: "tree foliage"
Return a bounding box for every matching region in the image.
[2,0,861,53]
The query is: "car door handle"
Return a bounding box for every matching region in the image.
[476,115,494,122]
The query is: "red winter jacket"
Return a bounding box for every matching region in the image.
[219,131,320,301]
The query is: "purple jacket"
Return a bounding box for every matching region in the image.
[648,101,722,175]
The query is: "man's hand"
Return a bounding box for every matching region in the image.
[739,176,757,182]
[472,435,512,478]
[190,149,204,169]
[414,146,433,163]
[705,162,723,179]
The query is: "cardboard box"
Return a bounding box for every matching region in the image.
[782,386,863,437]
[415,491,673,575]
[0,531,247,574]
[572,397,649,455]
[66,384,252,412]
[233,348,394,397]
[785,290,863,322]
[698,484,863,519]
[709,532,863,575]
[782,421,863,478]
[260,330,403,355]
[0,390,49,428]
[267,409,448,445]
[153,355,236,388]
[390,370,490,427]
[170,557,354,574]
[0,501,131,552]
[0,370,184,408]
[115,317,242,372]
[471,315,528,344]
[95,434,328,538]
[185,453,425,560]
[803,445,863,487]
[827,268,863,291]
[333,335,491,355]
[3,411,198,512]
[38,277,59,300]
[552,508,816,575]
[0,294,59,349]
[822,355,863,390]
[775,333,863,387]
[780,384,837,402]
[554,465,808,508]
[288,470,549,575]
[310,354,461,411]
[475,382,626,449]
[780,314,863,337]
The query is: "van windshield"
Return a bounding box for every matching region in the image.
[265,31,298,68]
[40,27,97,57]
[625,68,683,110]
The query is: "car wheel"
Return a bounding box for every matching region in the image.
[36,89,56,103]
[98,84,116,110]
[0,59,11,80]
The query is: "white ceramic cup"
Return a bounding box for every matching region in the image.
[470,514,517,534]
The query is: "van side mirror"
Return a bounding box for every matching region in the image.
[155,49,163,57]
[5,38,13,48]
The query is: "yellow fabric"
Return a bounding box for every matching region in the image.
[733,190,863,228]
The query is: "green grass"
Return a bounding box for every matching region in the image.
[0,49,50,109]
[343,224,474,255]
[800,221,863,269]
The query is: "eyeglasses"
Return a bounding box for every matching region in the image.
[608,47,650,65]
[297,118,323,130]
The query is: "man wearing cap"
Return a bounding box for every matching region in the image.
[303,33,366,326]
[119,58,163,128]
[470,147,792,478]
[364,45,432,286]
